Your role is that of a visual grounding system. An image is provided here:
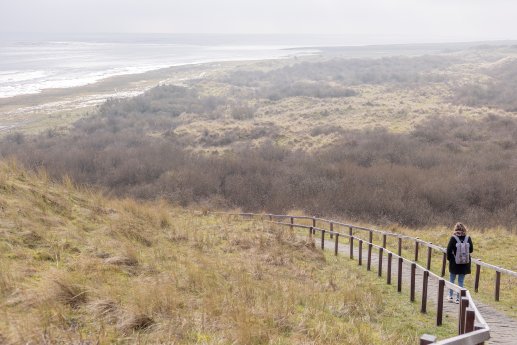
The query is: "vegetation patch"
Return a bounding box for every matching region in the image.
[0,163,455,344]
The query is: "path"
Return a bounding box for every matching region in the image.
[312,235,517,345]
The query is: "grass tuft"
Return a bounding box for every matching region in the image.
[45,274,88,308]
[0,162,456,344]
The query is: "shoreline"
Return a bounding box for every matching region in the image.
[0,57,304,134]
[5,38,509,135]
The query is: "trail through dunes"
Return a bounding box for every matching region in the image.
[309,235,517,345]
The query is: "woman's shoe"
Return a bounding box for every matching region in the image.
[455,298,460,304]
[447,296,454,303]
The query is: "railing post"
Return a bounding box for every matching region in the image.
[367,243,372,271]
[309,226,313,238]
[312,217,316,234]
[369,230,373,245]
[290,216,294,231]
[465,308,475,333]
[420,334,437,345]
[382,234,387,248]
[321,229,325,250]
[437,279,445,326]
[350,234,354,260]
[410,262,416,302]
[378,247,383,277]
[329,222,334,239]
[421,270,429,313]
[495,271,501,301]
[334,234,339,256]
[398,237,402,256]
[269,214,272,221]
[458,289,467,334]
[415,238,419,262]
[398,257,403,292]
[460,296,469,334]
[387,252,392,285]
[427,245,432,270]
[349,227,353,244]
[474,263,481,293]
[441,252,447,277]
[358,240,363,266]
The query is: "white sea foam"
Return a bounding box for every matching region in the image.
[0,36,318,99]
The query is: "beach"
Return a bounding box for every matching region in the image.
[0,34,319,133]
[0,61,227,133]
[0,57,314,134]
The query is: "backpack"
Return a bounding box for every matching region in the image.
[453,235,470,264]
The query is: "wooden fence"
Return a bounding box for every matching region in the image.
[210,212,508,345]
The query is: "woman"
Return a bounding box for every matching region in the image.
[447,222,474,303]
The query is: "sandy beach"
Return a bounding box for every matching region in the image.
[0,58,294,134]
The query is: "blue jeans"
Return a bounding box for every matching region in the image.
[449,273,465,298]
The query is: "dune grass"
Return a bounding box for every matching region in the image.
[0,161,457,344]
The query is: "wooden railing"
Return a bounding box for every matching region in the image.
[210,212,505,345]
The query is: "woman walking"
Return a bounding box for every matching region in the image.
[447,223,474,303]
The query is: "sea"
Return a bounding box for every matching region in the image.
[0,33,326,99]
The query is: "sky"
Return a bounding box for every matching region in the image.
[1,0,516,44]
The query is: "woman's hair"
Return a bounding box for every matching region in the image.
[453,222,468,236]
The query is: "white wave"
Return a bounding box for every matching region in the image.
[0,64,175,98]
[0,39,317,98]
[0,70,49,83]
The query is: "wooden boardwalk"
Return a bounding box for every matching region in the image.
[217,212,517,344]
[316,236,517,345]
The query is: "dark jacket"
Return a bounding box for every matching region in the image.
[447,235,473,275]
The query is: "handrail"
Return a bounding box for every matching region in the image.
[465,291,488,328]
[270,220,469,295]
[433,329,490,345]
[212,211,494,345]
[217,212,517,277]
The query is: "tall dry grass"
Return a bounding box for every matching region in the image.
[0,162,455,344]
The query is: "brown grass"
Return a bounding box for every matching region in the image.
[0,162,456,344]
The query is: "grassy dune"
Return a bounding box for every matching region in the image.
[2,46,517,344]
[0,161,455,344]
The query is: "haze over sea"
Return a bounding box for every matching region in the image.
[0,33,330,99]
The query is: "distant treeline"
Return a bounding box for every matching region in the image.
[2,109,516,229]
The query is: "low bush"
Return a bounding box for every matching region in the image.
[2,113,516,230]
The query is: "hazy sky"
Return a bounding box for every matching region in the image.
[1,0,516,43]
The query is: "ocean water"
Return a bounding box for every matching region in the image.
[0,33,319,98]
